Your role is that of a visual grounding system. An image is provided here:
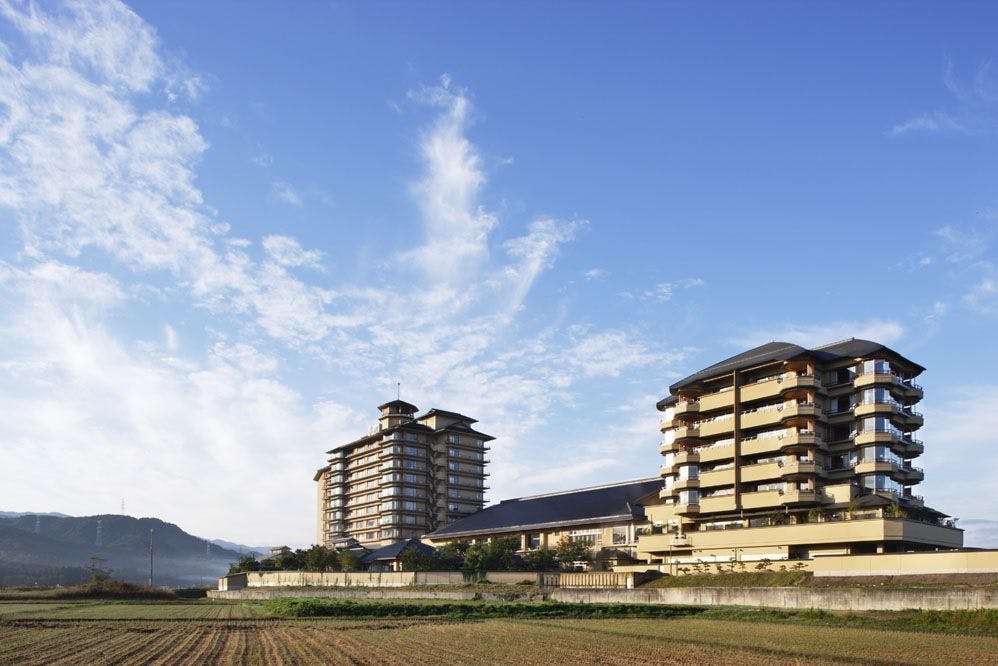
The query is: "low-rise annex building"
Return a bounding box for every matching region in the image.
[636,338,962,566]
[314,400,493,550]
[425,477,662,564]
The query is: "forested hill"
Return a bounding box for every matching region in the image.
[0,513,250,587]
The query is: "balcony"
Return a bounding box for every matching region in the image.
[698,494,737,513]
[853,372,896,390]
[658,417,675,431]
[699,390,734,412]
[674,399,700,418]
[698,468,734,488]
[740,461,784,484]
[855,460,898,476]
[698,441,735,463]
[781,460,820,477]
[740,489,784,510]
[896,408,924,428]
[676,502,700,515]
[657,486,675,500]
[674,477,700,491]
[854,402,895,418]
[855,430,897,446]
[780,431,823,449]
[673,450,700,466]
[781,489,825,504]
[779,374,821,393]
[741,437,783,457]
[672,424,701,442]
[740,408,782,430]
[780,401,819,421]
[660,440,679,455]
[898,466,925,484]
[898,437,924,458]
[896,378,924,400]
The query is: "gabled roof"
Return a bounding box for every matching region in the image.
[361,538,434,563]
[662,338,924,403]
[419,408,478,424]
[426,477,662,539]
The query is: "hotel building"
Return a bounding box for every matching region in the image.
[637,338,962,564]
[314,400,492,549]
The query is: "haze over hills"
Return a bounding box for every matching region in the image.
[0,513,262,587]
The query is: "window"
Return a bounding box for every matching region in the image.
[449,461,459,471]
[405,432,418,442]
[403,473,420,483]
[679,490,699,505]
[528,533,541,549]
[404,446,422,456]
[611,526,628,545]
[403,487,418,497]
[568,529,601,546]
[403,500,419,511]
[448,434,459,444]
[449,475,459,484]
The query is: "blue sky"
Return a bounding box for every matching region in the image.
[1,1,996,546]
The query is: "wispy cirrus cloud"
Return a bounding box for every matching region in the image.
[891,59,998,136]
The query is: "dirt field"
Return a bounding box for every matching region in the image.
[1,601,996,665]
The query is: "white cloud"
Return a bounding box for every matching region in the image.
[401,75,497,284]
[262,235,323,268]
[583,268,608,281]
[964,277,998,315]
[733,319,905,349]
[642,277,705,302]
[270,179,302,206]
[918,385,998,541]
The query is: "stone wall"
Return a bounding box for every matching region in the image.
[217,570,542,590]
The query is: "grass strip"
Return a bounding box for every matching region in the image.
[264,598,706,620]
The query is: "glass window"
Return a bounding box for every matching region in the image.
[612,526,628,545]
[528,533,541,549]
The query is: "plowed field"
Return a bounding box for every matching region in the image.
[0,602,995,665]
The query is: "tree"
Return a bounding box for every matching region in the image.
[554,538,593,569]
[398,546,437,572]
[86,555,112,582]
[434,541,469,569]
[302,545,339,572]
[521,547,558,571]
[338,549,362,572]
[228,555,261,575]
[463,538,518,571]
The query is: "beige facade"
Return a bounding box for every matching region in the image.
[638,339,962,565]
[315,400,492,549]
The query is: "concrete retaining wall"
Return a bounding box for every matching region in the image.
[811,550,998,577]
[551,586,998,610]
[208,588,542,601]
[218,570,543,590]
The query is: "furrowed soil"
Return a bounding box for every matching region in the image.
[0,601,996,665]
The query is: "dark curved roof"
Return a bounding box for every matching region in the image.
[378,399,419,412]
[426,477,662,539]
[660,338,924,407]
[361,538,434,563]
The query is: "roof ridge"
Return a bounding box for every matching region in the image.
[510,477,661,501]
[811,337,857,350]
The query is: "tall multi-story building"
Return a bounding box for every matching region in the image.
[314,400,492,549]
[637,338,962,564]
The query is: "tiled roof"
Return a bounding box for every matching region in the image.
[426,477,662,539]
[663,338,924,402]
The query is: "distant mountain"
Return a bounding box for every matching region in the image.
[0,511,71,519]
[209,539,266,557]
[0,513,246,587]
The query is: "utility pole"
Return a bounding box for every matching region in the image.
[95,518,103,547]
[148,528,154,587]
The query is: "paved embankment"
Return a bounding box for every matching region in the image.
[551,586,998,611]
